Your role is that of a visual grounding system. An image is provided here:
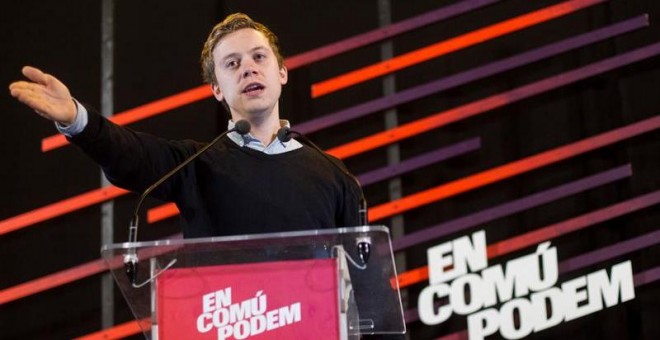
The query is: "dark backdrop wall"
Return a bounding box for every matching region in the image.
[1,0,658,339]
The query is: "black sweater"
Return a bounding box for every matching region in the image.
[70,109,361,238]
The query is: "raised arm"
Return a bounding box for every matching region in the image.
[9,66,200,201]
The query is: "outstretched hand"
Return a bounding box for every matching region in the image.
[9,66,77,125]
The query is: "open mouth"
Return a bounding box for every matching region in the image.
[242,83,265,94]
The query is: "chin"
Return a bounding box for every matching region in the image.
[246,104,276,115]
[240,108,270,121]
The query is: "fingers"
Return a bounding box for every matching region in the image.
[9,80,44,99]
[10,82,41,104]
[9,81,30,98]
[11,88,52,118]
[21,66,49,85]
[9,66,48,98]
[9,80,54,116]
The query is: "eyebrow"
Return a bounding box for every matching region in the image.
[221,46,269,63]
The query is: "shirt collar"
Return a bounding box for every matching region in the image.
[227,119,301,154]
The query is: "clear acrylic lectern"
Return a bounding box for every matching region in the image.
[101,225,406,339]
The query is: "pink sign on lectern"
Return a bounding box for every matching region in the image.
[157,258,340,339]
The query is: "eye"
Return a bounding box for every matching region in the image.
[225,60,239,69]
[254,53,266,61]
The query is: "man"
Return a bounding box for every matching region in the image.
[9,13,362,238]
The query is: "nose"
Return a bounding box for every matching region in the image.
[241,62,258,79]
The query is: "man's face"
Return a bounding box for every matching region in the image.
[211,28,288,121]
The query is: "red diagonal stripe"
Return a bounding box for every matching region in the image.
[368,115,660,221]
[311,0,604,97]
[0,186,128,236]
[74,318,150,340]
[41,85,212,152]
[0,259,108,305]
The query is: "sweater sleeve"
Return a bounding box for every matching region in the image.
[67,104,200,201]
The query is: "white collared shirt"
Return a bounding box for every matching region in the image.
[226,119,302,154]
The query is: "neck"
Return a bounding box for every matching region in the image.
[232,109,281,146]
[250,118,280,146]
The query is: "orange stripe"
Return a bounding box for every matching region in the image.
[75,318,150,340]
[311,0,603,98]
[0,186,128,236]
[0,259,107,305]
[486,191,660,257]
[41,85,213,152]
[147,202,179,223]
[326,95,508,159]
[368,115,660,222]
[397,266,430,289]
[0,242,175,305]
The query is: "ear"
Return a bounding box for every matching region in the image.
[211,83,224,102]
[279,65,288,85]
